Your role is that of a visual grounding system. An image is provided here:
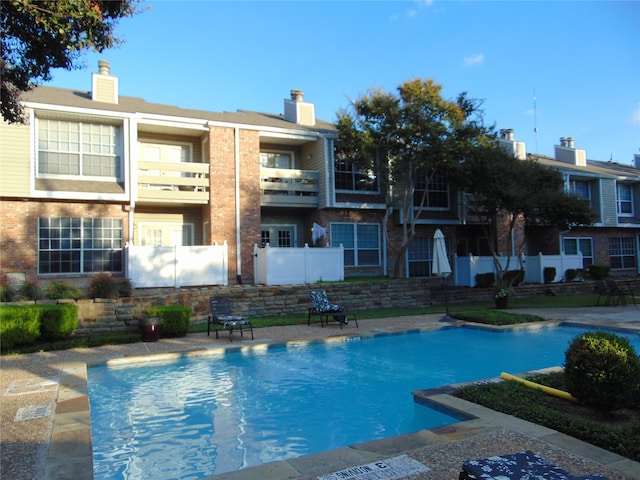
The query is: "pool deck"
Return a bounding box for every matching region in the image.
[1,306,639,480]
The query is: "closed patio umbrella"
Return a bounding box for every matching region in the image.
[432,229,452,318]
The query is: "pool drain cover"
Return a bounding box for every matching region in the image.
[317,454,430,480]
[15,403,51,422]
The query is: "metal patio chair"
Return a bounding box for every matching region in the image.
[308,290,358,329]
[208,296,253,342]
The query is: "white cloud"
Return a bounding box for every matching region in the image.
[464,53,485,66]
[629,104,640,125]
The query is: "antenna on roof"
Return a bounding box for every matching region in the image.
[533,89,539,153]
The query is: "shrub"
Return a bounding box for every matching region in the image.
[475,272,495,288]
[17,280,43,301]
[503,269,525,286]
[587,264,611,280]
[0,275,15,302]
[40,305,78,341]
[46,281,84,300]
[543,267,556,284]
[565,268,577,282]
[155,306,191,338]
[0,306,41,350]
[564,331,640,412]
[117,278,133,298]
[87,273,120,299]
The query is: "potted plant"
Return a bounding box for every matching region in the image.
[494,287,512,309]
[132,304,162,342]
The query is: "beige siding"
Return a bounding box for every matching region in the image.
[0,121,31,197]
[133,208,204,245]
[93,76,117,104]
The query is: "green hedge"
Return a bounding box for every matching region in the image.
[153,306,191,338]
[40,305,78,341]
[0,304,78,350]
[0,306,41,350]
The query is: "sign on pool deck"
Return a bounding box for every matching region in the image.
[317,454,430,480]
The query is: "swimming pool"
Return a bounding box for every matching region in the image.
[88,324,640,479]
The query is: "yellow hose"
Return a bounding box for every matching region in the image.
[500,372,577,403]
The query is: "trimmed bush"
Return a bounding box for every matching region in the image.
[587,264,611,280]
[564,331,640,412]
[543,267,556,284]
[503,269,525,286]
[475,272,495,288]
[1,276,16,302]
[565,268,577,282]
[155,306,191,338]
[87,273,120,299]
[17,281,43,301]
[0,306,41,350]
[46,281,84,300]
[40,305,78,341]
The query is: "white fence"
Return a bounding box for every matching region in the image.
[127,242,228,288]
[454,252,584,287]
[254,244,344,285]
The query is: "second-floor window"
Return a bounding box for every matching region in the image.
[415,171,449,209]
[570,179,590,200]
[37,119,121,179]
[334,159,379,192]
[616,183,634,216]
[260,152,293,169]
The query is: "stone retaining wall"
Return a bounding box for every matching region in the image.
[63,276,640,335]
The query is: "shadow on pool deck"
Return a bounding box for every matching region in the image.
[1,306,639,480]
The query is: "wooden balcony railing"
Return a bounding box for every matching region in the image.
[137,161,209,204]
[260,167,319,207]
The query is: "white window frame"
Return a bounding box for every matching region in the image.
[260,224,297,247]
[330,222,381,266]
[616,183,634,217]
[334,158,380,193]
[260,150,294,169]
[36,118,122,181]
[563,237,593,269]
[139,222,194,246]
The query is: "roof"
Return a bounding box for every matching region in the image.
[530,153,640,181]
[23,86,338,135]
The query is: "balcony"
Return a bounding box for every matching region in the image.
[137,161,209,204]
[260,168,319,207]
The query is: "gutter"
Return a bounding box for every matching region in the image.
[234,127,242,283]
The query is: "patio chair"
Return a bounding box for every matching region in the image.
[594,280,617,306]
[308,290,358,329]
[605,279,636,306]
[208,296,253,342]
[459,450,609,480]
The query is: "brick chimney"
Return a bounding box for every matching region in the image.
[92,60,118,104]
[284,89,315,126]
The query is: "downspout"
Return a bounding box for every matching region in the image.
[234,127,242,283]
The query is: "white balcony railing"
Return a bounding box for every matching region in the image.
[137,161,209,203]
[260,167,319,207]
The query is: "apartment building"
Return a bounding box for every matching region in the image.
[497,130,640,275]
[1,61,638,290]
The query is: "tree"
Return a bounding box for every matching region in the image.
[455,144,595,287]
[336,78,493,278]
[1,0,142,124]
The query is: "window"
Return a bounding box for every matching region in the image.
[415,171,449,209]
[38,217,122,274]
[563,237,593,269]
[334,159,379,192]
[609,237,636,269]
[260,152,293,169]
[408,237,434,277]
[616,183,633,216]
[140,223,193,246]
[260,225,296,247]
[570,179,590,200]
[331,223,380,266]
[38,119,120,179]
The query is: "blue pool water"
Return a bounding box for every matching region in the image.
[88,325,640,479]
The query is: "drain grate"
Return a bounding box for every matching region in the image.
[317,455,430,480]
[4,378,58,396]
[15,403,52,422]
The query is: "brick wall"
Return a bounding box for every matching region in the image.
[0,199,127,284]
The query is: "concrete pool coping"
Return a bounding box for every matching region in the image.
[2,306,639,479]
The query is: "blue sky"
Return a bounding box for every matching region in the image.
[46,0,639,163]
